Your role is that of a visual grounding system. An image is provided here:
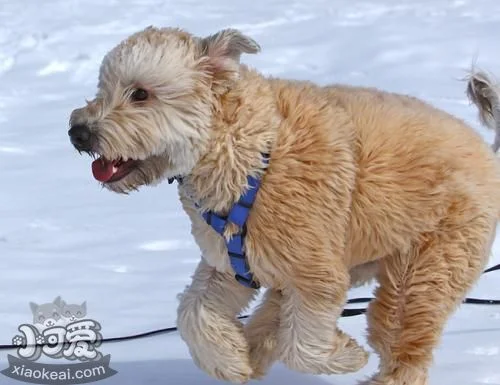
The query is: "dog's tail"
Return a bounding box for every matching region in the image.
[466,68,500,153]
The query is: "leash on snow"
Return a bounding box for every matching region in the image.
[0,262,498,351]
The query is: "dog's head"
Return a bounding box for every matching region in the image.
[68,26,260,193]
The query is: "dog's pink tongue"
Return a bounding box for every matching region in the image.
[92,158,116,182]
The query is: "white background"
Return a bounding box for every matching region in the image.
[0,0,499,384]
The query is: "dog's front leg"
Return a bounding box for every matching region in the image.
[244,288,282,378]
[244,263,377,379]
[278,261,369,375]
[177,259,257,383]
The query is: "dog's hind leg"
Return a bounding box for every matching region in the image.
[177,259,257,383]
[362,212,495,385]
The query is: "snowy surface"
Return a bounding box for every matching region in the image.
[1,0,500,384]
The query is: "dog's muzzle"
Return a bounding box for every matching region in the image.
[69,124,93,152]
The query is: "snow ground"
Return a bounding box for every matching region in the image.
[1,0,500,384]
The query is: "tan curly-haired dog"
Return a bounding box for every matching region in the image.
[68,26,500,385]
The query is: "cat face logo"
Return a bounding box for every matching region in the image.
[29,296,87,332]
[30,297,63,330]
[17,296,101,362]
[61,300,86,322]
[2,297,118,384]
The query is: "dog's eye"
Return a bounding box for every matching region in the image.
[131,88,149,102]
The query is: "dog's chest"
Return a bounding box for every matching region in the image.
[180,181,265,288]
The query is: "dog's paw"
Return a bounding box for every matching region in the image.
[326,331,370,374]
[280,329,369,375]
[183,329,254,383]
[178,305,253,383]
[247,334,279,379]
[191,347,253,384]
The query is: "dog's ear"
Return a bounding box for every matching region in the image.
[197,29,260,89]
[199,28,260,63]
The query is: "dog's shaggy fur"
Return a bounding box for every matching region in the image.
[69,26,500,385]
[466,68,500,152]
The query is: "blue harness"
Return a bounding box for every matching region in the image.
[169,154,269,289]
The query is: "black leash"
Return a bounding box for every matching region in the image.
[0,262,498,351]
[484,263,500,273]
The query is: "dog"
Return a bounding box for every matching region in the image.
[68,26,500,385]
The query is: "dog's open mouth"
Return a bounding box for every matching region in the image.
[91,157,137,183]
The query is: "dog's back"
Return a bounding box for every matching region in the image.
[261,77,500,265]
[338,84,500,259]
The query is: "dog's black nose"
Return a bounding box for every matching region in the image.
[69,124,92,151]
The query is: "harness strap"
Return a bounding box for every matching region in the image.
[172,154,269,289]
